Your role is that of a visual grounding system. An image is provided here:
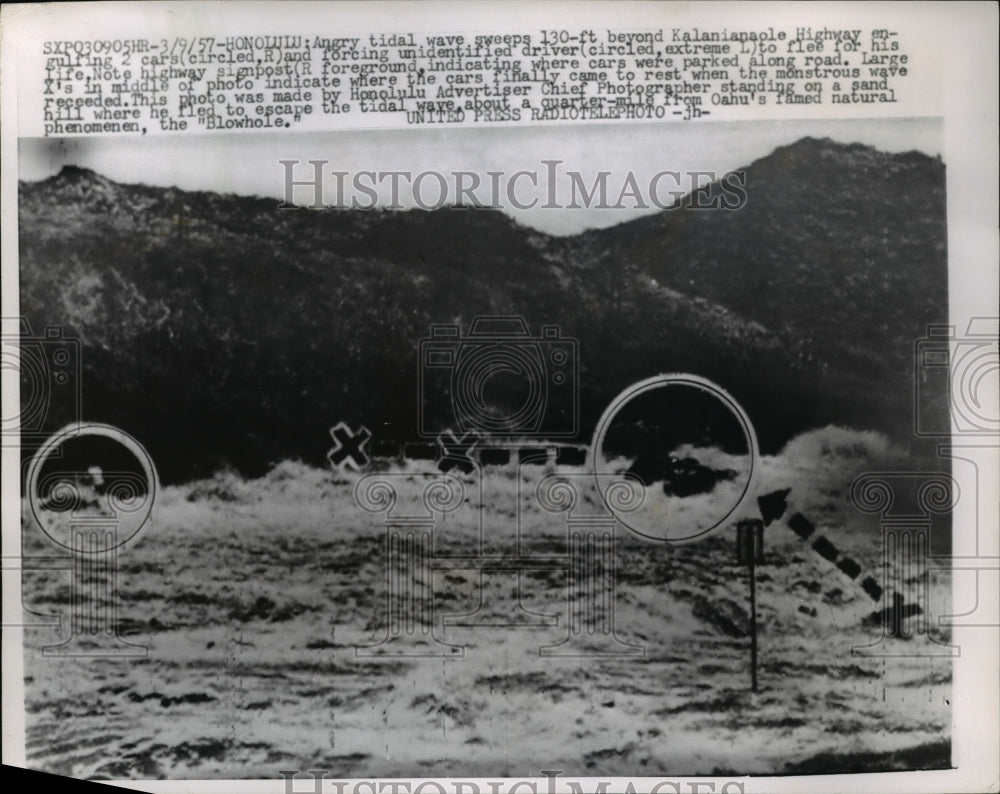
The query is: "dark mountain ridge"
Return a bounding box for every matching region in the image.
[18,137,947,482]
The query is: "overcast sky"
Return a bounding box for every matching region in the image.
[19,117,941,236]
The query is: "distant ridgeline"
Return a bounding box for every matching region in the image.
[18,137,947,483]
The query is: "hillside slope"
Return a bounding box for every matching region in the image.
[18,138,947,482]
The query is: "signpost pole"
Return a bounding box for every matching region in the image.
[737,517,764,693]
[749,554,758,693]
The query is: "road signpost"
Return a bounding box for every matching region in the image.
[737,518,765,692]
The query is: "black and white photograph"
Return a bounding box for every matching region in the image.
[2,3,997,792]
